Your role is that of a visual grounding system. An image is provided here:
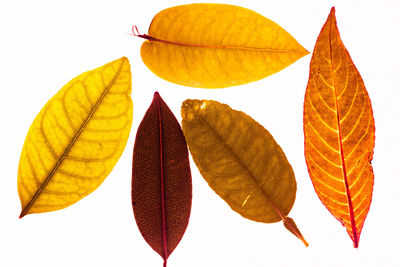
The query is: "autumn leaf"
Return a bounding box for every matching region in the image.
[132,92,192,267]
[17,57,133,217]
[182,99,308,246]
[303,7,375,247]
[137,3,309,88]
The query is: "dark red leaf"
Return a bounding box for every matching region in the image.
[132,92,192,267]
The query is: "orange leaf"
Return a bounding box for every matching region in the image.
[303,7,375,248]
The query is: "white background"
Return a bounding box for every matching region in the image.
[1,0,399,266]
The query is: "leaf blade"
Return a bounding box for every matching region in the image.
[132,92,192,265]
[182,99,307,245]
[303,7,375,247]
[140,3,308,88]
[18,57,133,217]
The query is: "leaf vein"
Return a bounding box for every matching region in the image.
[304,117,339,153]
[339,82,359,123]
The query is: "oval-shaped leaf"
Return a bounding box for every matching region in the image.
[139,4,309,88]
[303,8,375,247]
[132,92,192,266]
[182,99,307,246]
[18,57,133,217]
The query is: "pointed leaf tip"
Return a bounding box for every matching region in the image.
[330,6,336,13]
[283,217,309,247]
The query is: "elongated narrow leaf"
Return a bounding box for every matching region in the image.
[138,3,308,88]
[182,99,308,246]
[132,92,192,267]
[17,57,133,217]
[303,8,375,247]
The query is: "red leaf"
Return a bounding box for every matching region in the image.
[132,92,192,266]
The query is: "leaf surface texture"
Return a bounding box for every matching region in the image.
[182,99,307,245]
[303,8,375,247]
[140,4,308,88]
[18,57,133,217]
[132,92,192,266]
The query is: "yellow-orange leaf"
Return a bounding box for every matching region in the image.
[303,8,375,247]
[139,4,309,88]
[18,57,133,217]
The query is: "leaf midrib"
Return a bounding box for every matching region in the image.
[141,34,307,54]
[20,60,125,218]
[328,13,358,247]
[156,95,169,265]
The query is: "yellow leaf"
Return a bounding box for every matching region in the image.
[18,57,133,217]
[181,99,308,246]
[139,4,309,88]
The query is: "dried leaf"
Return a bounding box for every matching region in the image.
[182,99,308,246]
[303,7,375,247]
[17,57,133,217]
[132,92,192,267]
[138,3,308,88]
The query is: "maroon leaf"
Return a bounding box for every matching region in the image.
[132,92,192,267]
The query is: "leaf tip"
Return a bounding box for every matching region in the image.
[330,6,336,14]
[353,237,359,248]
[152,91,163,105]
[119,56,129,65]
[301,236,309,247]
[283,217,309,247]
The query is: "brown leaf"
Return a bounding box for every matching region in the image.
[132,92,192,266]
[182,99,308,246]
